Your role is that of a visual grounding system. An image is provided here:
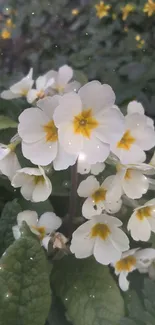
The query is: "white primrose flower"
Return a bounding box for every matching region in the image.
[103,162,154,201]
[127,100,154,128]
[111,103,155,164]
[18,96,77,168]
[11,166,52,202]
[112,248,155,291]
[127,199,155,241]
[77,153,105,175]
[53,81,125,164]
[77,175,122,219]
[12,210,62,250]
[45,65,81,95]
[27,72,55,103]
[70,213,129,265]
[0,143,21,180]
[1,68,34,100]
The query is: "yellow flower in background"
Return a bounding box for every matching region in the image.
[121,4,135,20]
[143,0,155,16]
[112,13,117,20]
[1,28,11,39]
[124,26,129,32]
[135,34,145,49]
[72,8,79,16]
[95,1,111,19]
[6,18,15,28]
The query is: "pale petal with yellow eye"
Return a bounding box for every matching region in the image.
[77,175,99,197]
[122,169,149,199]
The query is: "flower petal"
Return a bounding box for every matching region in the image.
[38,212,62,233]
[57,65,73,86]
[58,123,82,155]
[27,89,38,103]
[53,144,77,171]
[17,210,38,227]
[90,162,105,175]
[82,136,110,164]
[77,175,99,197]
[127,213,151,241]
[32,176,52,202]
[118,272,129,291]
[82,197,104,219]
[127,101,144,115]
[1,90,21,99]
[122,169,149,199]
[94,237,121,265]
[37,95,60,119]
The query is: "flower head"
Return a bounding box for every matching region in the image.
[1,68,34,100]
[1,28,11,39]
[95,1,111,19]
[77,175,122,218]
[11,166,52,202]
[121,4,135,21]
[127,199,155,241]
[143,0,155,16]
[44,65,80,95]
[112,248,155,291]
[70,214,129,265]
[12,210,62,249]
[53,81,124,165]
[111,101,155,164]
[18,96,76,168]
[27,72,55,103]
[0,143,21,180]
[72,8,79,16]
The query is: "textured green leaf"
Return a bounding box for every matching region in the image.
[0,222,51,325]
[0,115,17,130]
[47,296,72,325]
[0,199,22,256]
[52,256,124,325]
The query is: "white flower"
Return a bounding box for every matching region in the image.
[12,210,62,249]
[1,68,34,100]
[18,96,77,168]
[27,72,55,103]
[0,143,21,180]
[77,175,122,219]
[53,81,125,164]
[127,199,155,241]
[111,104,155,164]
[70,213,129,265]
[45,65,80,95]
[104,163,152,201]
[11,166,52,202]
[112,248,155,291]
[127,100,154,128]
[77,153,105,175]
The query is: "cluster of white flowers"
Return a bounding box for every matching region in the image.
[1,65,155,291]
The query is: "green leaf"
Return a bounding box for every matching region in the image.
[121,279,155,325]
[0,115,17,130]
[0,222,51,325]
[52,256,124,325]
[0,199,22,256]
[47,296,72,325]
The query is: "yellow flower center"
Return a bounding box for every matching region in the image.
[43,120,58,142]
[34,175,45,185]
[117,130,136,150]
[143,0,155,16]
[136,206,152,220]
[37,90,45,99]
[73,109,98,138]
[124,169,132,180]
[20,89,29,96]
[91,223,111,240]
[92,188,107,203]
[72,8,79,16]
[32,226,46,240]
[54,85,65,93]
[95,1,111,19]
[116,255,136,272]
[121,4,135,20]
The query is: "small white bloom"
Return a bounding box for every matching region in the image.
[53,81,125,164]
[127,199,155,241]
[111,106,155,164]
[1,68,34,100]
[77,153,105,175]
[104,163,152,201]
[112,248,155,291]
[18,96,77,168]
[11,166,52,202]
[12,210,62,249]
[0,143,21,180]
[70,213,129,265]
[77,175,122,219]
[127,100,154,128]
[27,72,55,103]
[45,65,81,95]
